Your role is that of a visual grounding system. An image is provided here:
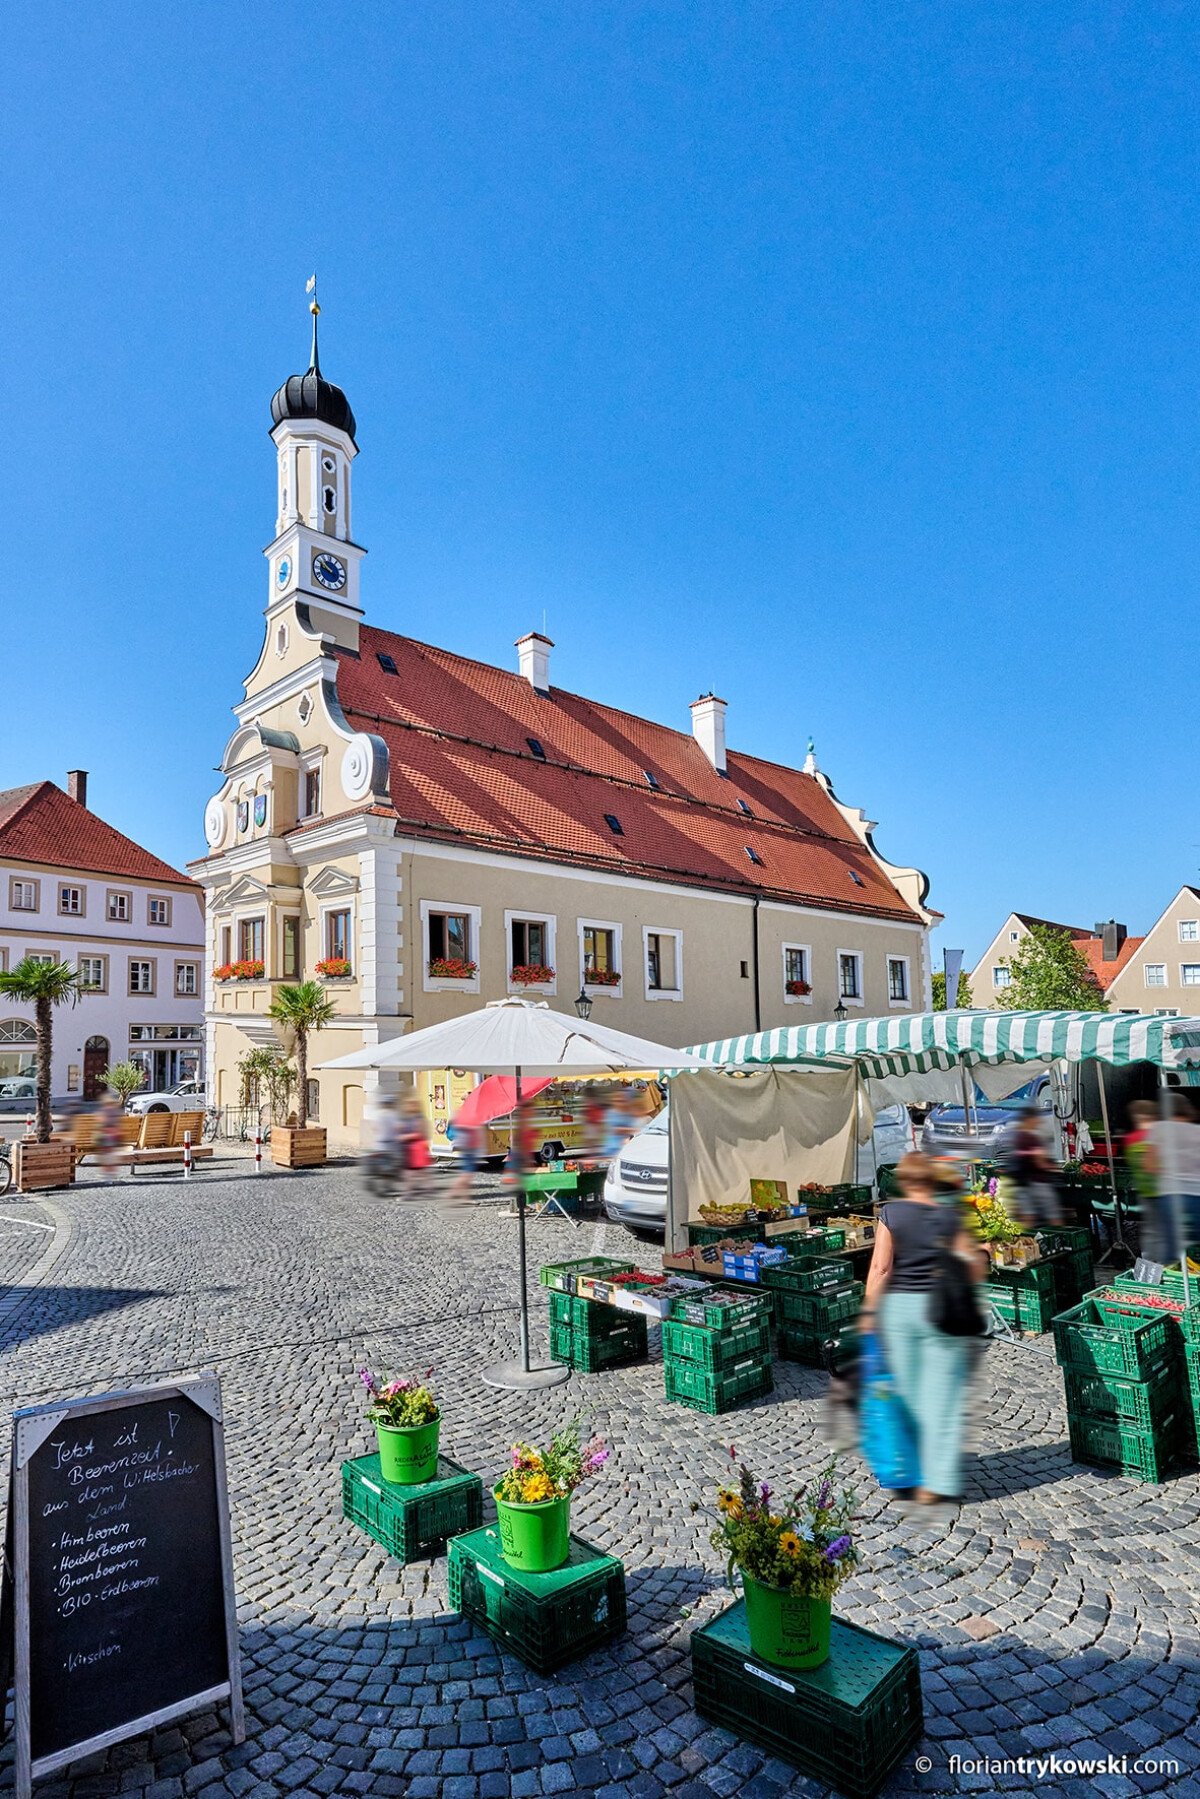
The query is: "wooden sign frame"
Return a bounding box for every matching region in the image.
[8,1374,244,1798]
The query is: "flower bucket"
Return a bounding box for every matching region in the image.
[742,1574,832,1670]
[494,1491,570,1571]
[376,1416,440,1485]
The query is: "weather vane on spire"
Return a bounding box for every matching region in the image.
[305,274,321,374]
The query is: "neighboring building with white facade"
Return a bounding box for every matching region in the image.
[970,889,1200,1017]
[0,774,205,1103]
[190,310,940,1145]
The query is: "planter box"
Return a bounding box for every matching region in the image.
[270,1126,327,1169]
[13,1140,75,1192]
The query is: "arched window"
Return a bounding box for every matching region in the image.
[0,1021,35,1045]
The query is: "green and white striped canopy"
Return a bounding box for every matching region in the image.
[687,1010,1200,1077]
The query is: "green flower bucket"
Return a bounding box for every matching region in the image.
[375,1416,440,1485]
[494,1491,571,1571]
[742,1574,832,1670]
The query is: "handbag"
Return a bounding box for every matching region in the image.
[858,1331,919,1489]
[930,1210,986,1337]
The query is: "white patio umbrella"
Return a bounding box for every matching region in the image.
[322,998,710,1390]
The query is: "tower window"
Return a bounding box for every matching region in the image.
[377,653,398,674]
[603,814,624,835]
[745,845,763,866]
[527,737,547,760]
[322,455,336,473]
[323,487,336,513]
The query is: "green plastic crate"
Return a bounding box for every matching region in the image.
[985,1257,1058,1297]
[1035,1224,1093,1257]
[549,1316,647,1371]
[538,1256,636,1294]
[981,1280,1056,1334]
[1066,1409,1180,1483]
[668,1288,772,1330]
[664,1352,773,1414]
[773,1282,864,1331]
[548,1289,647,1334]
[774,1325,829,1365]
[1113,1263,1200,1304]
[448,1524,626,1673]
[342,1454,483,1562]
[760,1257,855,1295]
[662,1314,771,1371]
[691,1599,923,1799]
[1052,1296,1179,1379]
[686,1223,745,1247]
[1062,1365,1177,1431]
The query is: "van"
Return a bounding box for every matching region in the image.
[418,1070,661,1164]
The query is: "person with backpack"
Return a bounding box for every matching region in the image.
[861,1153,987,1514]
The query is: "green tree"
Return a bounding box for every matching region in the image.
[996,924,1107,1013]
[267,982,336,1127]
[237,1046,296,1121]
[0,958,84,1141]
[101,1060,147,1104]
[932,969,973,1009]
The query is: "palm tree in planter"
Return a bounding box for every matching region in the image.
[267,981,336,1167]
[0,957,83,1189]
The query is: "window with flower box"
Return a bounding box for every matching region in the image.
[580,921,622,993]
[325,910,352,969]
[507,913,556,989]
[782,944,811,1001]
[282,915,301,980]
[238,917,265,964]
[422,901,481,988]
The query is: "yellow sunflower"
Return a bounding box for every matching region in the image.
[778,1530,802,1556]
[522,1472,555,1503]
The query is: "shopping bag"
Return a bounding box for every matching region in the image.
[858,1330,919,1489]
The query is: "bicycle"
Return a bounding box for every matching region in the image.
[202,1107,222,1143]
[0,1141,11,1198]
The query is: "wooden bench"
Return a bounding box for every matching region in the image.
[57,1111,214,1171]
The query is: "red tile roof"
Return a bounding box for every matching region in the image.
[1077,935,1145,991]
[326,628,925,921]
[0,782,196,888]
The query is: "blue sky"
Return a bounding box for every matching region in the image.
[7,2,1199,963]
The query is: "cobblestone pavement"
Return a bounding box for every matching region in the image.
[2,1161,1199,1798]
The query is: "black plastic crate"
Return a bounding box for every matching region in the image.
[691,1599,923,1799]
[342,1453,483,1562]
[448,1524,626,1673]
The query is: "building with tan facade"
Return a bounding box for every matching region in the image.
[970,889,1200,1016]
[0,774,204,1102]
[189,312,939,1145]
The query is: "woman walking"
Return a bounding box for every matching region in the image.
[862,1153,987,1512]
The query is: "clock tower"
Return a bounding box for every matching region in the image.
[265,300,365,640]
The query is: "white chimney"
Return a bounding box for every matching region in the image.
[690,693,728,772]
[515,632,553,695]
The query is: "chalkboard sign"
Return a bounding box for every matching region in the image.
[5,1376,243,1797]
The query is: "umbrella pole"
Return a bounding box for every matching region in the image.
[483,1063,570,1392]
[1160,1073,1191,1306]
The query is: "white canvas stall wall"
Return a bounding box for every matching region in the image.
[667,1067,859,1250]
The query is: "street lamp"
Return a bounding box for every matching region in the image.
[833,999,848,1022]
[574,987,593,1022]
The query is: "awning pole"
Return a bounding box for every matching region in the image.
[1160,1072,1192,1307]
[1094,1063,1126,1251]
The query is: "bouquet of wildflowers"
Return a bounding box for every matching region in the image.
[495,1420,608,1504]
[358,1367,438,1428]
[711,1454,859,1599]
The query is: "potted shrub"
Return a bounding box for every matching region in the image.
[267,980,336,1166]
[359,1367,439,1484]
[428,956,478,979]
[510,963,555,987]
[710,1455,858,1671]
[101,1060,147,1106]
[494,1421,608,1572]
[0,957,83,1190]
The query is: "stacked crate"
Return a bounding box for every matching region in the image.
[1036,1225,1095,1315]
[980,1257,1059,1334]
[760,1256,864,1365]
[342,1454,483,1562]
[1052,1290,1184,1481]
[1105,1267,1200,1462]
[662,1289,773,1413]
[547,1289,649,1371]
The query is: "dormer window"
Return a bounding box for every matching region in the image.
[644,769,661,789]
[604,814,624,836]
[849,870,865,888]
[737,798,753,817]
[745,845,763,866]
[527,738,547,760]
[377,653,398,674]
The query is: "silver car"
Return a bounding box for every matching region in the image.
[603,1110,670,1235]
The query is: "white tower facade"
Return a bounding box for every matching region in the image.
[264,303,365,626]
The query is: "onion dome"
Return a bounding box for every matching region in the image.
[270,302,357,442]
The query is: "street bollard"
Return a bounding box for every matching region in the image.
[254,1128,262,1174]
[183,1129,192,1179]
[24,1113,33,1139]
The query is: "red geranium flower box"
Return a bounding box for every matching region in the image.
[511,964,555,985]
[215,960,264,982]
[429,957,478,979]
[786,979,812,996]
[315,957,352,978]
[584,968,621,987]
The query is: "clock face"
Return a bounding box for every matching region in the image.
[313,552,347,592]
[276,556,291,588]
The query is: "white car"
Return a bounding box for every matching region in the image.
[126,1080,207,1116]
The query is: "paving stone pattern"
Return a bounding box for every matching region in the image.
[1,1164,1198,1797]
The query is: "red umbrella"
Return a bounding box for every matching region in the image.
[451,1074,555,1131]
